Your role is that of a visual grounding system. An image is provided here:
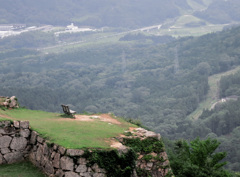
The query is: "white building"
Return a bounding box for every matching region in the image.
[66,23,78,31]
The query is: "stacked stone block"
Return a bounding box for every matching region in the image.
[0,120,31,164]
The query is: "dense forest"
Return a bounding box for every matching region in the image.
[194,0,240,24]
[0,0,190,28]
[1,0,240,29]
[1,24,240,172]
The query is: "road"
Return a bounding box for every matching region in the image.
[38,24,163,51]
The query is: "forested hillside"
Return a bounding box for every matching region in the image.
[189,71,240,171]
[0,0,190,28]
[1,25,240,171]
[0,26,240,132]
[194,0,240,24]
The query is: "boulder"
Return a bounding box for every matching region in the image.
[20,121,29,129]
[55,169,64,177]
[65,172,80,177]
[1,148,10,154]
[91,164,106,173]
[0,136,12,148]
[53,153,61,168]
[43,143,50,155]
[76,165,88,173]
[36,145,44,162]
[37,136,44,144]
[60,156,74,171]
[79,172,92,177]
[10,137,27,150]
[93,173,106,177]
[30,131,38,144]
[13,121,20,128]
[4,152,24,163]
[78,158,87,165]
[0,154,3,164]
[145,131,161,140]
[45,161,55,175]
[9,96,19,108]
[66,149,84,156]
[58,146,66,155]
[20,129,31,138]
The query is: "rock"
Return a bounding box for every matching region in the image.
[36,145,44,162]
[53,144,58,150]
[117,145,129,154]
[80,172,92,177]
[9,96,19,108]
[147,162,153,168]
[0,121,11,127]
[66,149,84,156]
[37,136,44,144]
[93,173,106,177]
[10,137,27,150]
[40,156,47,166]
[1,126,16,135]
[51,151,56,159]
[45,161,55,175]
[60,156,74,171]
[145,131,161,140]
[53,153,61,168]
[20,129,31,138]
[4,152,24,163]
[0,136,12,148]
[0,128,5,134]
[43,143,49,155]
[76,165,88,173]
[30,131,38,144]
[0,154,3,164]
[13,121,20,128]
[58,146,66,155]
[65,172,80,177]
[29,152,36,163]
[1,148,10,154]
[78,158,87,165]
[91,164,106,173]
[55,169,64,177]
[19,121,29,129]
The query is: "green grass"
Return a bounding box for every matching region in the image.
[174,15,203,27]
[0,161,46,177]
[186,0,206,11]
[188,66,240,120]
[158,24,227,37]
[1,108,136,149]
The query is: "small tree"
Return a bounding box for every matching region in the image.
[169,137,232,177]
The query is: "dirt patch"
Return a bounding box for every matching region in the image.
[0,114,13,119]
[61,114,122,125]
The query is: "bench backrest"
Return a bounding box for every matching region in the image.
[61,104,71,115]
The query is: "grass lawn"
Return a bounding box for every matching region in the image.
[0,161,46,177]
[0,108,136,149]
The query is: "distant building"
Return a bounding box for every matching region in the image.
[66,23,78,30]
[0,24,26,31]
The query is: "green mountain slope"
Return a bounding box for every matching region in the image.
[0,0,190,28]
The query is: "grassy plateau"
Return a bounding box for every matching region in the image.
[0,108,136,149]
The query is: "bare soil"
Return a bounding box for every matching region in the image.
[61,114,122,125]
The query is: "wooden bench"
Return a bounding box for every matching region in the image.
[61,104,76,116]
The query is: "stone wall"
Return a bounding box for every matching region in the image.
[0,121,171,177]
[0,120,31,164]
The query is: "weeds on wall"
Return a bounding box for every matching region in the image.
[82,149,137,177]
